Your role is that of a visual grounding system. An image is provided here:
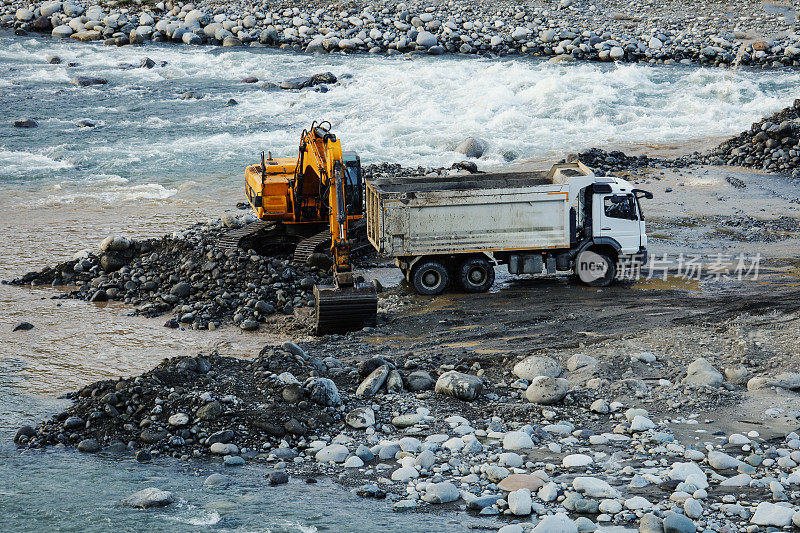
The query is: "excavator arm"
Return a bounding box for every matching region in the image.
[298,123,376,335]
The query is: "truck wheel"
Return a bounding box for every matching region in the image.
[576,249,616,287]
[458,256,495,293]
[411,260,449,295]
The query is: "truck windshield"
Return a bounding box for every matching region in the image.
[604,195,638,220]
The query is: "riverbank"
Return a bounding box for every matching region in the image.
[2,0,799,68]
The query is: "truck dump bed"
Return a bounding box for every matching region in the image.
[365,163,593,258]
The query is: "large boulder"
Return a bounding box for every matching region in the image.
[513,355,563,380]
[455,137,487,158]
[683,358,723,387]
[122,488,174,508]
[525,376,569,404]
[435,371,483,401]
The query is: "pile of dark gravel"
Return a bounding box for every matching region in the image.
[7,219,328,331]
[13,345,358,460]
[693,98,800,177]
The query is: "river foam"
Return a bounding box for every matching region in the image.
[2,32,800,205]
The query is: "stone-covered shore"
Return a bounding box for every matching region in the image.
[2,0,800,68]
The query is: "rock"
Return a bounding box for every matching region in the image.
[630,415,656,432]
[415,449,436,469]
[393,499,417,511]
[63,416,84,431]
[226,99,238,107]
[707,451,739,470]
[386,369,403,393]
[12,321,34,331]
[140,57,156,69]
[639,513,664,533]
[206,430,234,445]
[435,371,483,401]
[13,118,38,128]
[455,137,487,158]
[498,474,545,492]
[466,494,502,510]
[563,454,593,468]
[135,450,152,462]
[499,452,524,468]
[625,496,652,510]
[305,377,340,406]
[573,477,621,498]
[170,281,191,298]
[422,482,459,503]
[566,354,598,372]
[344,455,364,468]
[590,399,609,413]
[663,512,696,533]
[391,466,419,482]
[52,25,73,38]
[224,455,245,466]
[609,47,625,60]
[14,426,36,442]
[508,488,532,515]
[486,465,510,482]
[312,72,337,85]
[356,365,390,397]
[122,488,174,508]
[280,76,313,90]
[346,407,375,429]
[196,401,222,420]
[416,30,438,48]
[282,383,303,403]
[751,502,795,526]
[405,370,435,391]
[683,358,723,387]
[168,413,189,426]
[204,473,229,487]
[210,442,238,455]
[513,355,563,380]
[392,413,423,428]
[525,376,569,404]
[77,438,99,453]
[503,431,534,450]
[500,526,524,533]
[269,471,289,485]
[533,513,578,533]
[724,365,748,384]
[70,76,107,87]
[16,8,34,21]
[315,444,349,463]
[684,498,702,519]
[76,119,96,128]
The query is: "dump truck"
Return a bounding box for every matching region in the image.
[365,162,651,293]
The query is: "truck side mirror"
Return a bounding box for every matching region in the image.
[632,189,653,199]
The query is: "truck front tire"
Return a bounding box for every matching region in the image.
[412,260,449,295]
[458,256,495,293]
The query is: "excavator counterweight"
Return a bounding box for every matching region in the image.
[241,121,377,335]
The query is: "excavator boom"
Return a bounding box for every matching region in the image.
[242,121,376,335]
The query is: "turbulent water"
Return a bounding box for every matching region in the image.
[1,30,800,532]
[3,30,800,209]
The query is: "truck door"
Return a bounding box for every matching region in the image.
[594,193,641,253]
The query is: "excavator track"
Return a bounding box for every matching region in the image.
[293,229,332,263]
[293,218,370,264]
[217,220,286,253]
[314,283,378,335]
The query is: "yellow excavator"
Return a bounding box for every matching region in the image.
[240,121,377,335]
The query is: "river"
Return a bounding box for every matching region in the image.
[1,30,800,532]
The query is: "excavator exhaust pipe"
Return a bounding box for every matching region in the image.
[313,282,378,335]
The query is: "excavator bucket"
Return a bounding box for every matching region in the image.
[313,282,378,335]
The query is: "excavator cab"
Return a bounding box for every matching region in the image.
[342,151,363,217]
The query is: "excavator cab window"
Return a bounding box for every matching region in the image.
[343,151,363,216]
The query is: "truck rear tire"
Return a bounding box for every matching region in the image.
[458,256,495,293]
[411,260,449,295]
